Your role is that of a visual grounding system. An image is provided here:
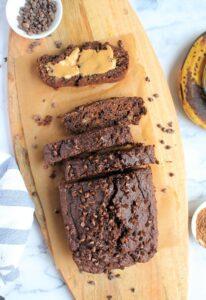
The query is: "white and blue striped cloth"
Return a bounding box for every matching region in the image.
[0,153,34,287]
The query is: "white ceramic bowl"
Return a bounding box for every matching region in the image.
[6,0,63,39]
[191,201,206,247]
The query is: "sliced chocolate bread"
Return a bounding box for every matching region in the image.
[37,40,128,88]
[64,144,157,182]
[59,167,158,273]
[44,125,134,165]
[63,97,146,133]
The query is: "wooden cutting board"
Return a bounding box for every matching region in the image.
[8,0,188,299]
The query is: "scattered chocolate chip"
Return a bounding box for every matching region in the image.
[159,140,164,144]
[31,143,38,149]
[145,76,150,82]
[32,114,52,126]
[51,101,56,108]
[161,127,166,132]
[165,145,171,150]
[106,296,112,300]
[169,172,174,177]
[107,271,114,280]
[56,113,64,119]
[148,97,154,102]
[4,57,7,62]
[54,40,63,49]
[42,99,46,102]
[54,208,60,214]
[166,128,174,134]
[17,0,57,35]
[167,121,173,127]
[156,123,162,128]
[87,280,95,285]
[153,93,159,98]
[130,287,135,293]
[49,169,56,179]
[115,274,120,278]
[27,40,41,53]
[161,188,166,193]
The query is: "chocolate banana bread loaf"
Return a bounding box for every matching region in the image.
[37,40,129,88]
[63,97,146,133]
[64,144,157,182]
[59,167,158,273]
[44,125,134,165]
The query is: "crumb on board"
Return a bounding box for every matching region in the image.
[106,296,112,300]
[32,114,53,126]
[153,93,159,98]
[27,41,41,54]
[130,287,135,293]
[161,188,167,193]
[145,76,150,82]
[159,140,164,144]
[169,172,174,177]
[165,145,171,150]
[31,143,38,149]
[87,280,95,285]
[54,40,63,48]
[31,191,37,197]
[54,208,60,214]
[147,97,154,102]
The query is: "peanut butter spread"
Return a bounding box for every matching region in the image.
[46,45,116,79]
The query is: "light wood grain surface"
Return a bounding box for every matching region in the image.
[8,0,188,299]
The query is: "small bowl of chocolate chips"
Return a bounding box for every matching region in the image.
[191,201,206,248]
[6,0,63,39]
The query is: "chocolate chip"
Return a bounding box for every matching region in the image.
[159,140,164,144]
[106,296,112,300]
[32,114,52,126]
[156,123,162,128]
[87,280,95,285]
[54,208,60,214]
[31,143,38,149]
[169,172,174,177]
[42,99,46,102]
[130,287,135,293]
[115,273,120,278]
[165,145,171,149]
[27,40,41,53]
[54,40,63,49]
[161,188,166,193]
[153,93,159,98]
[167,121,173,127]
[145,76,150,82]
[18,0,57,35]
[148,97,154,102]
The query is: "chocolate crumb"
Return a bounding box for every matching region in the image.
[165,128,174,134]
[42,99,46,102]
[148,97,154,102]
[54,40,63,49]
[87,280,95,285]
[145,76,150,82]
[169,172,174,177]
[51,101,56,108]
[32,114,52,126]
[49,170,56,179]
[31,143,38,149]
[27,41,41,54]
[4,57,7,62]
[106,296,112,300]
[161,127,166,132]
[165,145,171,150]
[115,274,120,278]
[159,140,164,144]
[130,288,135,293]
[161,188,166,193]
[153,93,159,98]
[54,208,60,214]
[107,271,114,280]
[31,191,37,197]
[56,113,64,119]
[168,121,173,127]
[156,123,162,128]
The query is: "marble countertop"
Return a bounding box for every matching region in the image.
[1,0,206,299]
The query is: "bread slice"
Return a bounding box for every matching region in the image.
[37,40,129,88]
[63,97,146,133]
[64,144,157,182]
[44,125,134,165]
[59,167,158,273]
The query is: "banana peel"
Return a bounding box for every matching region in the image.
[178,32,206,129]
